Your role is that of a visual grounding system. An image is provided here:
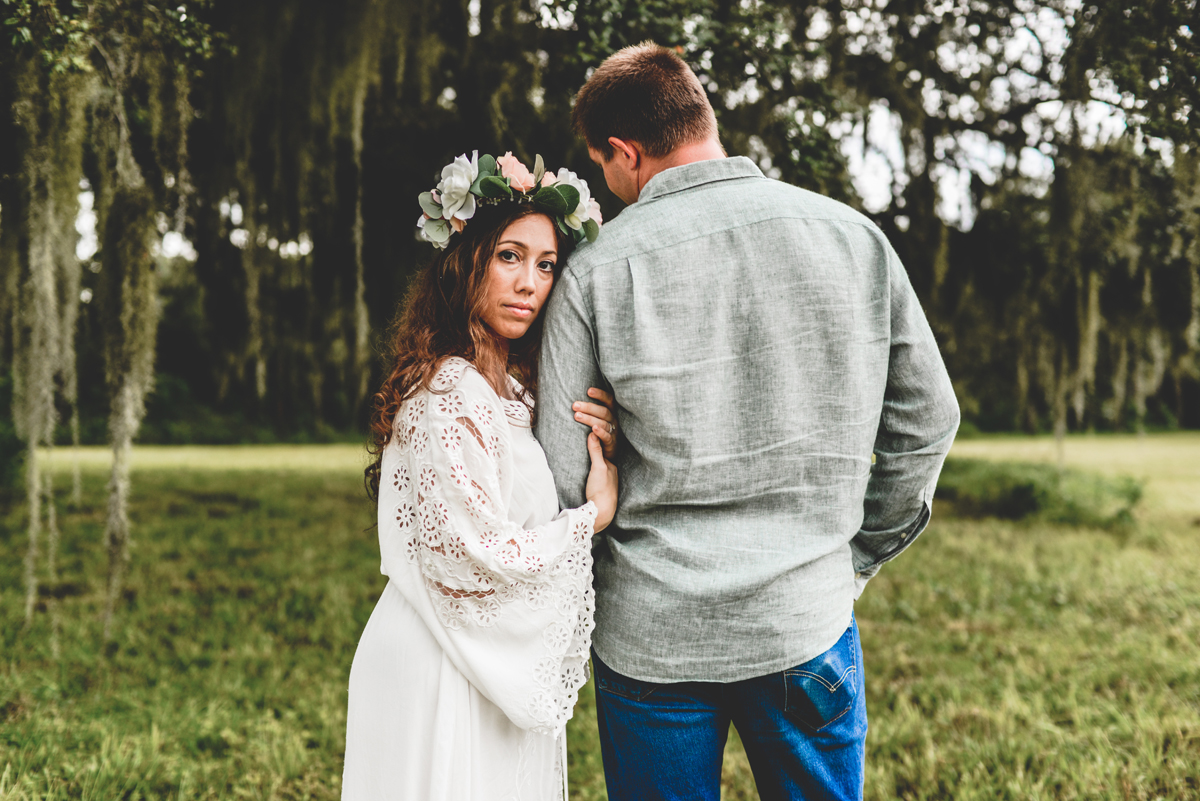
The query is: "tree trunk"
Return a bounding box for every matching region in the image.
[22,445,41,627]
[43,467,61,658]
[1054,373,1068,468]
[103,387,134,642]
[351,58,372,408]
[1108,336,1129,428]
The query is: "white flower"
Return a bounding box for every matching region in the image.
[437,151,479,223]
[552,167,593,230]
[587,198,603,226]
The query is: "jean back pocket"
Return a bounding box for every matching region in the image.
[592,653,660,702]
[782,621,859,733]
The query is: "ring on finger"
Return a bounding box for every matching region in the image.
[607,422,615,434]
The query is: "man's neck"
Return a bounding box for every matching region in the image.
[638,139,726,196]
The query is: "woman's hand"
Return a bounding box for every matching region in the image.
[573,387,617,461]
[584,432,618,532]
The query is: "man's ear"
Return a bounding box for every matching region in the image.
[608,137,641,167]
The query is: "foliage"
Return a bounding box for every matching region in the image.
[6,56,89,623]
[936,457,1142,528]
[0,0,226,636]
[1,0,226,71]
[6,0,1197,446]
[1081,0,1200,147]
[1,440,1198,799]
[544,0,852,197]
[2,0,93,72]
[546,0,1200,435]
[417,151,600,248]
[1,0,1198,686]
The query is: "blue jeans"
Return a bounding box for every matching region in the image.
[593,617,867,801]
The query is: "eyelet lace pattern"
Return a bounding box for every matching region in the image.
[380,357,597,736]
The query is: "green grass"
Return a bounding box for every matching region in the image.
[40,444,371,476]
[3,434,1199,799]
[2,471,373,800]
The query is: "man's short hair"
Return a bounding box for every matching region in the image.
[572,42,718,161]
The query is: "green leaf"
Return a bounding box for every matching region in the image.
[557,185,580,212]
[532,185,569,215]
[418,192,442,218]
[478,175,513,198]
[583,218,600,243]
[555,217,570,237]
[469,156,498,195]
[533,154,545,185]
[422,218,451,244]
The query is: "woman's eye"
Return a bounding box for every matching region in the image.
[537,260,556,273]
[498,249,519,262]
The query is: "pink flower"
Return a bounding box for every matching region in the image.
[497,152,536,192]
[541,171,556,187]
[587,198,603,226]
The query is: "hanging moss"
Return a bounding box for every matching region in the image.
[87,36,165,637]
[4,1,1200,506]
[9,59,93,625]
[96,184,159,639]
[0,0,221,637]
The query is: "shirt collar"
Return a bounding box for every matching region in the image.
[637,156,764,204]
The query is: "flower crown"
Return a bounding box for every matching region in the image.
[417,151,602,250]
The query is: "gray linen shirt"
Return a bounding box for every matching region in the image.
[535,156,959,683]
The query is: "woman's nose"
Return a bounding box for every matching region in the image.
[513,261,536,292]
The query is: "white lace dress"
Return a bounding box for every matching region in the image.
[342,358,597,801]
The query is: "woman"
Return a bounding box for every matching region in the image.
[342,151,615,801]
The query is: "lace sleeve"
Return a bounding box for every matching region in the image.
[379,358,597,735]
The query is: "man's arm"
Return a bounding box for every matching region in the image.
[851,239,960,592]
[535,270,603,510]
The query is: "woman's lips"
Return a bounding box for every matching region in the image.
[504,304,534,318]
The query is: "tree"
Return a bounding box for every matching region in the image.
[2,0,1197,643]
[1,0,220,637]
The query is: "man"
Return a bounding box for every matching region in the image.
[535,42,959,800]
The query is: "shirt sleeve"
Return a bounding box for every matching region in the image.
[379,359,597,734]
[851,238,960,592]
[534,270,604,511]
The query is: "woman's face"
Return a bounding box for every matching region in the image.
[480,214,558,341]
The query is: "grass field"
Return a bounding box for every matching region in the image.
[2,434,1199,799]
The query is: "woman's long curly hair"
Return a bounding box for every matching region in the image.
[365,203,574,500]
